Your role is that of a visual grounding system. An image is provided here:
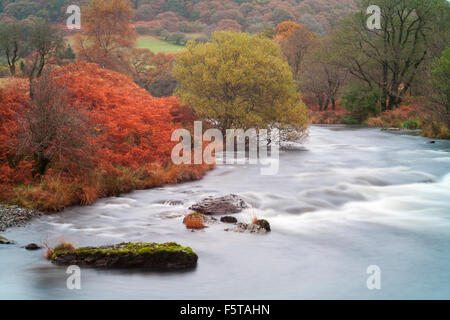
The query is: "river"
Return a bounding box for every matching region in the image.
[1,125,449,299]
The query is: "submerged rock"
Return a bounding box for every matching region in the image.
[0,235,14,244]
[226,220,271,234]
[189,194,249,215]
[220,216,238,224]
[50,242,198,270]
[25,243,41,250]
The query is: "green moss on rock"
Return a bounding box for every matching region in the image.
[51,242,198,270]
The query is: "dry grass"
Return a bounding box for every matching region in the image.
[4,162,214,212]
[44,240,75,260]
[249,208,258,224]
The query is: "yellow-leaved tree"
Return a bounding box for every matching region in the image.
[173,31,308,137]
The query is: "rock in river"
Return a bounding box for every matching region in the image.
[189,194,249,215]
[50,242,198,270]
[25,243,41,250]
[0,235,14,244]
[220,216,238,224]
[256,219,271,232]
[225,219,271,234]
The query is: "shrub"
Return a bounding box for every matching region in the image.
[167,32,186,45]
[309,105,349,124]
[342,115,359,125]
[366,98,449,139]
[403,120,419,130]
[53,242,76,253]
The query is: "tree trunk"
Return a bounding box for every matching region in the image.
[9,63,16,77]
[323,98,329,111]
[317,95,324,111]
[34,153,50,176]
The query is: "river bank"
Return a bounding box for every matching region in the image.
[309,100,450,139]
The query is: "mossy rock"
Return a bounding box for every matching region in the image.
[256,219,271,232]
[50,242,198,270]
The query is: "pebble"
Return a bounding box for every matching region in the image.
[0,205,41,232]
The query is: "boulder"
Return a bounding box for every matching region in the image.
[0,235,14,244]
[50,242,198,270]
[189,194,249,215]
[220,216,238,224]
[183,213,217,225]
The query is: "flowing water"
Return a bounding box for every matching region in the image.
[1,125,450,299]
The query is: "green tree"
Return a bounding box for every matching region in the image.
[0,21,29,77]
[61,44,76,61]
[28,20,64,97]
[173,31,308,135]
[431,47,450,112]
[168,32,186,46]
[340,82,379,123]
[328,0,450,110]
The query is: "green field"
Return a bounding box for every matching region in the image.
[65,35,187,54]
[137,36,186,54]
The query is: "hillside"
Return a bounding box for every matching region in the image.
[0,0,358,35]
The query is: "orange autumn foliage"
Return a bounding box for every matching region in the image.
[308,105,350,124]
[0,62,213,211]
[185,214,205,229]
[0,79,33,189]
[52,62,177,169]
[274,21,302,40]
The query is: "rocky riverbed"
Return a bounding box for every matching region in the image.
[0,205,41,232]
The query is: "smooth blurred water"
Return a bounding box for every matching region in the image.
[1,125,449,299]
